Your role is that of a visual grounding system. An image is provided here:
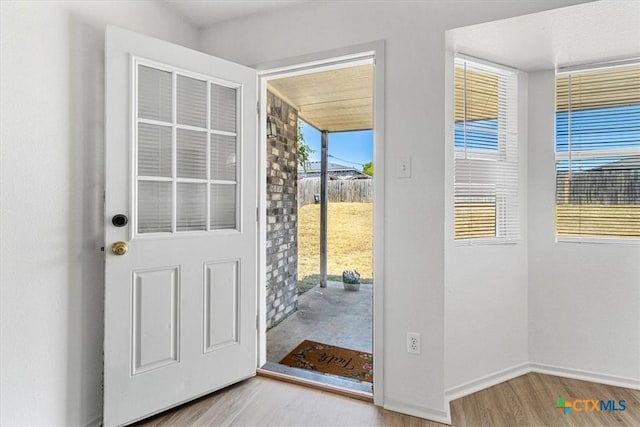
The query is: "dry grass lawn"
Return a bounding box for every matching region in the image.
[297,203,638,289]
[297,202,373,288]
[455,204,640,239]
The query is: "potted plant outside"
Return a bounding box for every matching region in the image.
[342,270,361,291]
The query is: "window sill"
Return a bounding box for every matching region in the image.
[556,236,640,246]
[455,238,520,246]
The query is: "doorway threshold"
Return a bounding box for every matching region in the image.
[258,362,373,402]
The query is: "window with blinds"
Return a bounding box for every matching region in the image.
[454,57,519,242]
[135,61,239,235]
[555,63,640,241]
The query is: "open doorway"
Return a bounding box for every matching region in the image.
[258,57,376,397]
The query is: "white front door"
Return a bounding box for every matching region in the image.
[104,27,257,426]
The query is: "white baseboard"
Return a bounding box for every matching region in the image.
[445,362,530,402]
[384,398,451,425]
[445,362,640,408]
[530,362,640,390]
[84,414,103,427]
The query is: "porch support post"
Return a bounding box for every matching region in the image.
[320,130,328,288]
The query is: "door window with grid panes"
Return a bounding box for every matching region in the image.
[135,61,239,235]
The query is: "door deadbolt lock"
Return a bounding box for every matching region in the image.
[111,241,128,256]
[112,214,128,227]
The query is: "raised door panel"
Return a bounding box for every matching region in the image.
[204,260,239,352]
[132,267,180,375]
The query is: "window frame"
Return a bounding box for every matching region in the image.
[554,61,640,245]
[131,56,243,239]
[453,55,520,245]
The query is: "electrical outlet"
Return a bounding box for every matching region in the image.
[397,156,411,178]
[407,332,421,354]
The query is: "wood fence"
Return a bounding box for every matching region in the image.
[556,169,640,204]
[298,178,373,207]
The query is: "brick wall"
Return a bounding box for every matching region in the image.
[266,90,298,329]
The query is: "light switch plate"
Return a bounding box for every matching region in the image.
[397,156,411,178]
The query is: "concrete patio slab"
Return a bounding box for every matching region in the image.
[266,280,373,364]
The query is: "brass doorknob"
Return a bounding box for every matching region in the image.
[111,241,128,256]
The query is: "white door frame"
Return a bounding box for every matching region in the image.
[254,41,385,405]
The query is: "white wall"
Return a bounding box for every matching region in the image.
[199,0,588,420]
[444,64,529,393]
[0,2,198,425]
[528,71,640,387]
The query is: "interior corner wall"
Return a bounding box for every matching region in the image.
[527,70,640,386]
[199,0,594,419]
[444,68,529,394]
[0,2,199,425]
[265,90,299,329]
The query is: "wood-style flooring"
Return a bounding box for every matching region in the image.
[134,372,640,426]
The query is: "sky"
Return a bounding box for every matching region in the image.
[454,105,639,172]
[300,121,373,171]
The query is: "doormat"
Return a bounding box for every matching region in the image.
[279,340,373,383]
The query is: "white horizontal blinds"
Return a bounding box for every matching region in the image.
[177,183,206,231]
[138,181,172,233]
[210,82,238,229]
[211,134,236,181]
[210,83,236,132]
[555,63,640,240]
[454,57,519,242]
[177,129,206,179]
[135,62,239,234]
[137,65,173,233]
[138,123,172,177]
[177,75,207,128]
[211,184,236,229]
[138,66,172,122]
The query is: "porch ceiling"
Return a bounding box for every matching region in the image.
[267,64,373,132]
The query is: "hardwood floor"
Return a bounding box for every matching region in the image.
[450,373,639,426]
[134,373,640,426]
